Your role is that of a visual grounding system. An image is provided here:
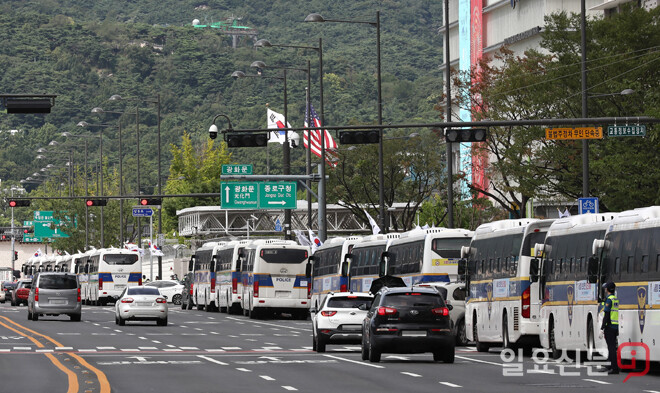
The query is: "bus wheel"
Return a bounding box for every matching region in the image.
[503,314,514,349]
[474,317,490,353]
[587,318,596,358]
[549,318,560,359]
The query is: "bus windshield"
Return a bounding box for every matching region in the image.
[103,254,139,265]
[260,249,308,264]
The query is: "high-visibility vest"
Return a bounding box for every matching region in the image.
[607,294,619,326]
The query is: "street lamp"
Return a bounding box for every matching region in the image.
[255,38,327,239]
[109,94,162,250]
[232,69,292,240]
[304,11,385,233]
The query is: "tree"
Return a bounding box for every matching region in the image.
[162,132,233,233]
[327,131,445,231]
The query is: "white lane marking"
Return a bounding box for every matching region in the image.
[180,347,199,350]
[282,386,298,391]
[245,339,258,342]
[120,349,140,352]
[163,349,183,352]
[97,346,116,350]
[261,347,283,351]
[198,355,228,365]
[55,347,74,351]
[583,379,611,385]
[138,347,158,350]
[240,334,264,336]
[260,375,275,381]
[78,349,97,352]
[455,355,504,367]
[92,333,116,336]
[166,344,176,348]
[401,372,422,377]
[222,347,242,350]
[205,349,226,352]
[152,341,161,344]
[323,355,385,369]
[35,349,53,353]
[13,347,33,350]
[236,368,252,372]
[138,337,147,340]
[440,382,462,388]
[265,342,277,345]
[644,391,660,393]
[145,333,172,336]
[113,330,123,333]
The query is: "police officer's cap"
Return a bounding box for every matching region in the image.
[602,282,616,291]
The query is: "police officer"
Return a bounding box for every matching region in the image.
[600,282,619,374]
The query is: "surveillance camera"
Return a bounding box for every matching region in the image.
[209,124,218,140]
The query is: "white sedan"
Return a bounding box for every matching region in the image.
[115,286,168,326]
[311,292,373,352]
[144,280,184,305]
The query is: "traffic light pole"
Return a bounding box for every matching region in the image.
[10,193,15,279]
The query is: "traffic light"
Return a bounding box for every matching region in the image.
[85,198,108,207]
[4,98,52,113]
[339,130,380,145]
[445,128,488,143]
[225,132,268,148]
[14,251,18,261]
[140,198,162,206]
[8,199,30,207]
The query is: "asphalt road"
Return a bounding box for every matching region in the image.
[0,302,658,393]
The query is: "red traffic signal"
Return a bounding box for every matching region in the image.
[9,199,30,207]
[86,199,108,207]
[140,198,162,206]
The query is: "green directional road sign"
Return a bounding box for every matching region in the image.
[33,211,71,239]
[258,182,296,209]
[222,182,259,209]
[221,181,296,209]
[607,125,646,137]
[222,164,253,175]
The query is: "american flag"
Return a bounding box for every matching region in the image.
[303,104,338,167]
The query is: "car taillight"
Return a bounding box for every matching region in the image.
[121,297,134,303]
[99,277,103,290]
[521,286,531,318]
[77,288,81,303]
[340,284,347,292]
[190,283,194,296]
[377,306,397,316]
[432,307,450,316]
[35,288,39,302]
[211,277,216,293]
[232,278,238,294]
[253,281,259,298]
[320,311,337,317]
[156,298,167,304]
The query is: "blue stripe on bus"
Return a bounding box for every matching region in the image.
[98,272,142,282]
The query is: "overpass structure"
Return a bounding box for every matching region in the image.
[177,201,414,238]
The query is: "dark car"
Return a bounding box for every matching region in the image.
[12,279,32,306]
[2,282,17,304]
[361,286,455,363]
[180,272,194,310]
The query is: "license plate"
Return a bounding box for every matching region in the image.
[401,330,426,337]
[275,291,291,298]
[137,302,152,307]
[341,324,362,331]
[50,299,66,305]
[114,284,126,289]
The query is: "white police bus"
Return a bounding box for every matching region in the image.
[85,248,141,306]
[213,240,251,314]
[240,240,311,319]
[310,236,362,310]
[348,234,401,293]
[536,213,618,358]
[385,228,473,286]
[590,206,660,362]
[189,241,226,311]
[463,219,554,352]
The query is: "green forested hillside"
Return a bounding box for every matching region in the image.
[0,0,445,193]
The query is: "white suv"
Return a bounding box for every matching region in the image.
[416,282,468,345]
[311,292,373,352]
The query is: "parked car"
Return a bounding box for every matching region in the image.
[27,272,81,321]
[417,282,468,345]
[311,292,373,352]
[180,272,194,310]
[145,280,184,305]
[115,286,168,326]
[11,279,32,306]
[361,286,455,363]
[2,282,17,304]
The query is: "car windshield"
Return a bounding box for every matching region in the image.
[327,297,373,309]
[127,287,160,296]
[39,275,77,289]
[383,292,444,307]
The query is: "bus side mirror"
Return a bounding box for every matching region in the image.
[587,256,599,284]
[235,259,242,272]
[530,258,540,282]
[457,259,467,282]
[378,252,389,278]
[340,261,349,278]
[305,261,312,279]
[210,259,216,272]
[188,257,194,272]
[84,263,89,274]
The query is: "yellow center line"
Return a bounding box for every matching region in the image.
[46,353,80,393]
[0,316,111,393]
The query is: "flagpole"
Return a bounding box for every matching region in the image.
[305,82,312,229]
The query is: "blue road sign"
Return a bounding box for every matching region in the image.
[578,197,599,214]
[132,207,154,217]
[275,218,282,232]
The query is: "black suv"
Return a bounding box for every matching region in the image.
[361,286,455,363]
